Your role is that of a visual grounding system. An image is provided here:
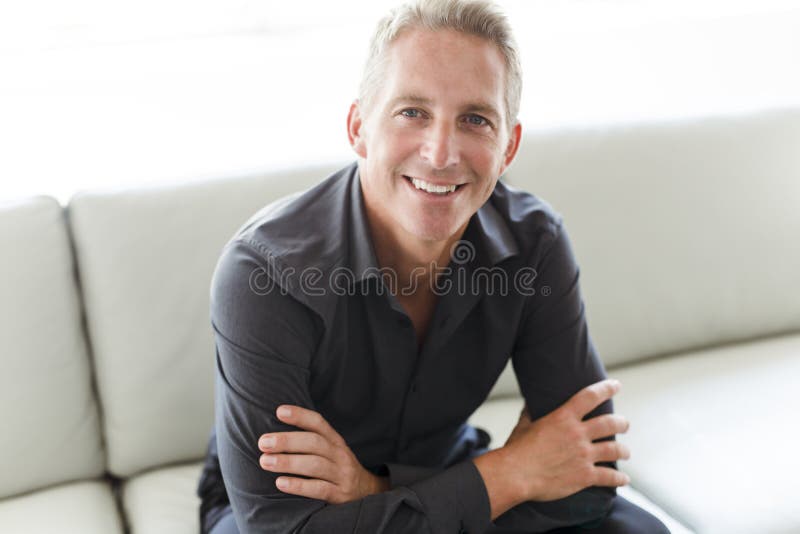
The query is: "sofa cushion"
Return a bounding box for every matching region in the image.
[0,480,123,533]
[611,332,800,533]
[469,397,693,534]
[506,109,800,367]
[121,462,203,534]
[0,196,104,499]
[67,164,339,477]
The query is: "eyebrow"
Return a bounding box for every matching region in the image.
[388,94,502,123]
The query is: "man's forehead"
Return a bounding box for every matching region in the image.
[377,29,507,115]
[385,29,505,76]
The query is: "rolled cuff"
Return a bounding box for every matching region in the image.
[382,463,443,488]
[408,460,491,534]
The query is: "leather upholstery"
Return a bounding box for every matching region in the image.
[0,197,104,498]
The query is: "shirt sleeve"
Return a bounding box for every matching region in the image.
[490,221,618,531]
[378,425,490,489]
[212,239,492,534]
[380,464,442,489]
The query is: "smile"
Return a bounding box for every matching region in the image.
[403,175,466,196]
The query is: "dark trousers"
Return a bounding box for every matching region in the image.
[207,510,237,534]
[545,496,670,533]
[206,495,670,533]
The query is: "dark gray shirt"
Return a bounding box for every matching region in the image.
[197,162,616,533]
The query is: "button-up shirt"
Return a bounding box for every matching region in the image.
[197,162,616,533]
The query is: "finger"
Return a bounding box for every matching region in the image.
[258,431,331,458]
[591,466,631,488]
[276,405,345,445]
[583,414,630,441]
[592,441,631,463]
[275,476,338,503]
[566,379,621,418]
[260,453,337,483]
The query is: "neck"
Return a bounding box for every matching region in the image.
[364,204,468,299]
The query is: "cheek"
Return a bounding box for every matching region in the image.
[366,132,414,190]
[382,127,420,159]
[464,140,504,177]
[462,143,506,200]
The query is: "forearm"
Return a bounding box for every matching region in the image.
[490,485,615,531]
[223,450,491,533]
[372,474,390,493]
[471,447,526,520]
[472,446,615,530]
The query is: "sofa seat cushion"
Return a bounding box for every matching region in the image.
[121,462,203,534]
[469,397,693,533]
[611,332,800,534]
[0,480,123,533]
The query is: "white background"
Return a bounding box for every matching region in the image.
[1,0,799,204]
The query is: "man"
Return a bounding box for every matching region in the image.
[197,0,670,532]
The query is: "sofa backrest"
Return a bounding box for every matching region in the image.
[0,197,105,498]
[67,165,339,477]
[63,107,800,470]
[505,108,800,369]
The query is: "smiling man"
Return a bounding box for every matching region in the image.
[196,1,669,533]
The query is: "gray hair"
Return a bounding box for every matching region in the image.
[358,0,522,134]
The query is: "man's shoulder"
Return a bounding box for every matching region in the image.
[229,162,357,273]
[487,180,565,255]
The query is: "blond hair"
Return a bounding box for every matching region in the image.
[358,0,522,133]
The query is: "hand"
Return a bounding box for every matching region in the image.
[257,405,389,504]
[503,378,631,502]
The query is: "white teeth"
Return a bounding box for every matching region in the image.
[410,177,457,194]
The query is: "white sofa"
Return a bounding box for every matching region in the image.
[2,107,798,534]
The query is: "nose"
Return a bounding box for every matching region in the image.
[420,119,460,170]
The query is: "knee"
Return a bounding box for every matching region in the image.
[627,512,670,534]
[205,506,239,534]
[592,496,670,534]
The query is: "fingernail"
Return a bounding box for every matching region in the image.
[624,474,631,484]
[260,436,275,449]
[263,455,276,466]
[276,477,288,489]
[277,406,292,418]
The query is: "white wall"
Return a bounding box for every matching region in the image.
[1,0,799,204]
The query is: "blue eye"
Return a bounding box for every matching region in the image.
[400,109,422,118]
[465,114,489,126]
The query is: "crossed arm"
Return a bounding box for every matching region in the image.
[256,380,630,521]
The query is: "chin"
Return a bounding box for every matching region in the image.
[402,219,462,244]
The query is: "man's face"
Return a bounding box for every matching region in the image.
[349,28,521,244]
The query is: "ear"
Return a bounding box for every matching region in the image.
[347,100,368,159]
[498,121,522,176]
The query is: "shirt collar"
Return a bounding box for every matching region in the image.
[348,164,382,282]
[470,191,520,266]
